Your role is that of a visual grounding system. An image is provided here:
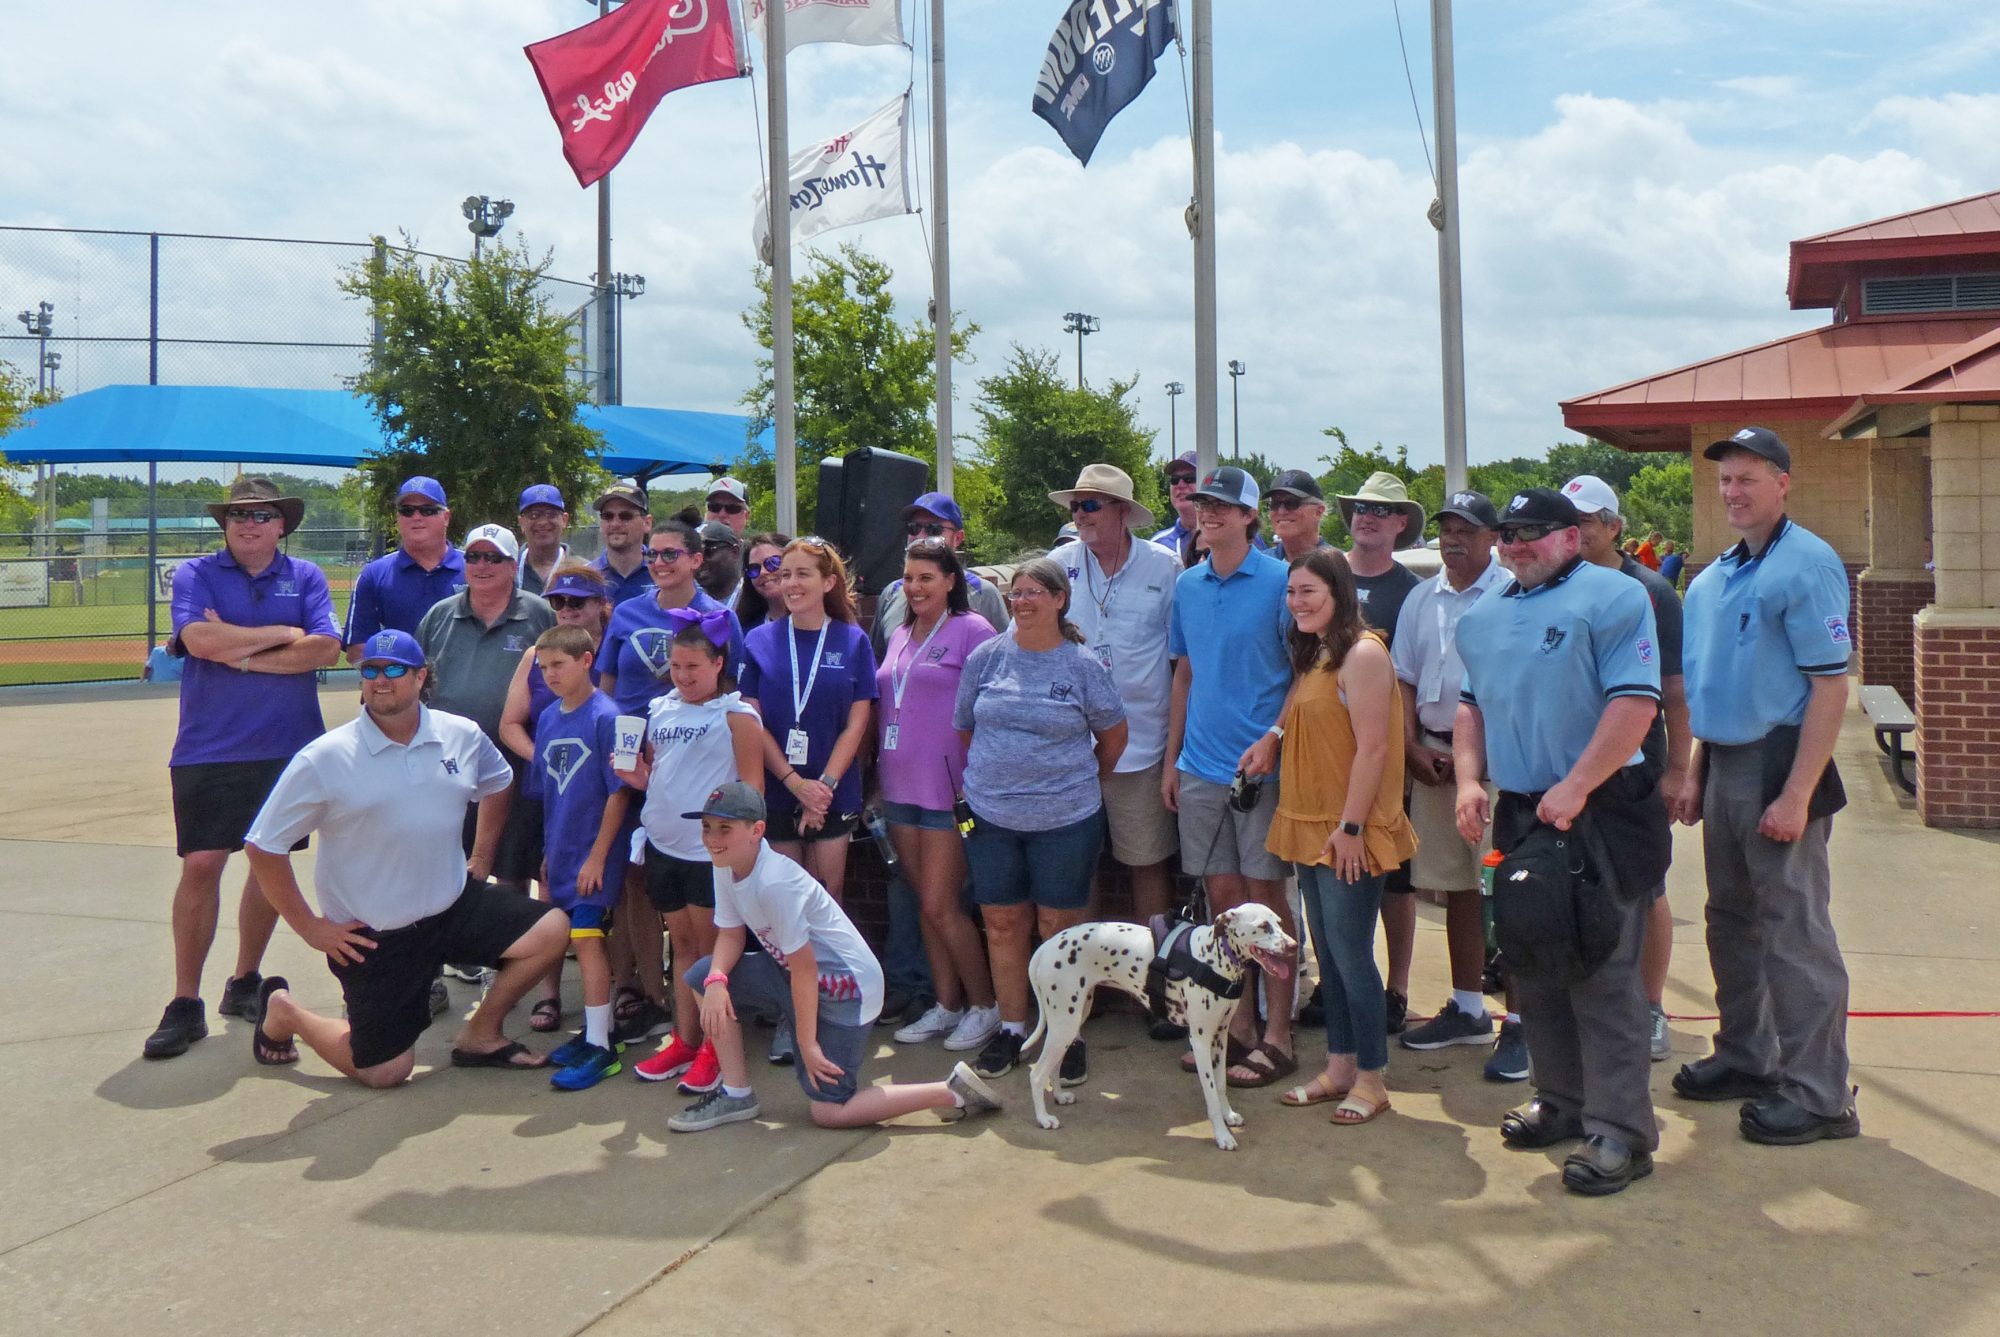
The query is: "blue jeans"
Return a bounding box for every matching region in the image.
[1297,863,1388,1071]
[882,871,933,998]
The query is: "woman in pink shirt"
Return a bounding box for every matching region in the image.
[873,540,1001,1053]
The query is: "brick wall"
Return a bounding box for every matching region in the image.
[1914,611,2000,829]
[1855,572,1932,702]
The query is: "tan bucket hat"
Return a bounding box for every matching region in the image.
[1336,470,1426,550]
[204,476,305,536]
[1048,463,1156,531]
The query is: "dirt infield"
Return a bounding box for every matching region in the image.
[0,637,150,666]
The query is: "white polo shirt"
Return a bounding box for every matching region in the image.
[246,705,513,931]
[1049,534,1179,772]
[1391,556,1509,735]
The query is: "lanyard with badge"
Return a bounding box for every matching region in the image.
[786,619,830,766]
[882,617,945,752]
[1082,548,1124,673]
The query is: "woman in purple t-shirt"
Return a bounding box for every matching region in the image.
[874,540,1000,1050]
[739,537,878,904]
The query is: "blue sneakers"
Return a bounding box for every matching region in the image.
[550,1041,623,1091]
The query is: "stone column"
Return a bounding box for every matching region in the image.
[1855,441,1931,703]
[1915,406,2000,828]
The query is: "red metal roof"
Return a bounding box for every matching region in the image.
[1560,317,1999,451]
[1789,189,2000,309]
[1826,326,2000,435]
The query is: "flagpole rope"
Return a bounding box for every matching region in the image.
[746,62,770,215]
[1391,0,1439,190]
[1174,0,1195,173]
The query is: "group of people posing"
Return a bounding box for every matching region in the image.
[144,425,1858,1184]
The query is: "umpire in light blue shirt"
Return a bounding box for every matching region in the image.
[1455,487,1670,1195]
[1671,426,1859,1146]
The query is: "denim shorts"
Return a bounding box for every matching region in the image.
[687,951,868,1104]
[965,807,1106,911]
[881,800,957,833]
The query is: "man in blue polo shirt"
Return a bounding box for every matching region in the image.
[1671,426,1859,1146]
[1165,464,1296,1086]
[590,482,656,605]
[1455,487,1668,1195]
[343,476,464,659]
[144,477,343,1060]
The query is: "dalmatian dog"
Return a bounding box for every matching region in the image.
[1023,904,1297,1151]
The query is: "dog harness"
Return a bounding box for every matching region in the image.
[1144,918,1244,1022]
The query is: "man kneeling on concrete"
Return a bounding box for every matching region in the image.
[240,631,570,1085]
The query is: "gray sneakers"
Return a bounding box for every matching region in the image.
[668,1087,762,1133]
[1649,1005,1671,1062]
[946,1062,1003,1118]
[1399,999,1495,1050]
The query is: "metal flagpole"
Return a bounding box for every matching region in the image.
[766,0,798,531]
[1189,0,1220,477]
[597,0,617,408]
[1432,0,1468,493]
[929,0,953,494]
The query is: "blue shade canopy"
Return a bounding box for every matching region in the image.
[0,384,763,481]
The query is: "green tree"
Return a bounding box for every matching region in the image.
[341,235,603,534]
[1623,456,1694,547]
[739,243,976,530]
[1313,429,1422,545]
[0,360,59,531]
[973,345,1160,556]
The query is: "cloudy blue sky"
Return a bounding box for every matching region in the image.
[4,0,1998,475]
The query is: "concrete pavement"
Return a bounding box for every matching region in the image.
[1,682,1996,1335]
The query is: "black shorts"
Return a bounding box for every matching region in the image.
[643,844,717,914]
[764,808,858,843]
[330,880,557,1070]
[495,794,545,885]
[170,758,304,858]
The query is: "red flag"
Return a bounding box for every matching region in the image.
[525,0,742,187]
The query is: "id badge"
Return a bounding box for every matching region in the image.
[786,728,810,766]
[882,723,900,752]
[1093,642,1113,671]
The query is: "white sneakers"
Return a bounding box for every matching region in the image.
[943,1004,1003,1052]
[894,1002,963,1044]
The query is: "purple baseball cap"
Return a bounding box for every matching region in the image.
[397,476,447,506]
[518,483,565,511]
[544,572,608,601]
[902,491,965,529]
[357,628,425,667]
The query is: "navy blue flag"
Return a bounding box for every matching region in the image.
[1030,0,1177,166]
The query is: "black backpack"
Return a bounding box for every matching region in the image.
[1491,821,1622,983]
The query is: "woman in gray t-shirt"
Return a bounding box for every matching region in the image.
[951,558,1126,1083]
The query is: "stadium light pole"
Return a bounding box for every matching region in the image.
[1063,311,1100,389]
[1165,380,1185,456]
[610,272,645,405]
[17,302,55,547]
[1227,360,1246,461]
[462,195,515,259]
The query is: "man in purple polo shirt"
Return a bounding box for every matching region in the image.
[590,482,656,605]
[144,477,342,1060]
[343,476,464,659]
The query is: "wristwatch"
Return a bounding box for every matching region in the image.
[1339,820,1363,837]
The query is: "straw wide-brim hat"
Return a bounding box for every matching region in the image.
[205,476,305,536]
[1336,470,1426,550]
[1048,463,1156,531]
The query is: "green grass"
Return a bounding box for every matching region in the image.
[0,568,360,641]
[0,661,142,686]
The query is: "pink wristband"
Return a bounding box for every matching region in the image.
[704,971,729,986]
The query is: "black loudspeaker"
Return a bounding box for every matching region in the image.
[813,447,928,595]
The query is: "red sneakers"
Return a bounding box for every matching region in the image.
[677,1040,722,1094]
[634,1033,699,1083]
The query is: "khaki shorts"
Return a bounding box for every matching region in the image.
[1101,760,1179,866]
[1408,765,1492,892]
[1175,770,1285,882]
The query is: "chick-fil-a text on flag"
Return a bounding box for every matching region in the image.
[745,0,904,51]
[525,0,744,188]
[753,93,913,261]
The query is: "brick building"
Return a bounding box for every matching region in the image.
[1561,190,2000,829]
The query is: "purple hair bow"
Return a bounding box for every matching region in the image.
[665,606,732,649]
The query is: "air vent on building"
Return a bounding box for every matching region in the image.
[1862,274,2000,315]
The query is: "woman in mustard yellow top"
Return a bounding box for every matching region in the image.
[1264,549,1416,1125]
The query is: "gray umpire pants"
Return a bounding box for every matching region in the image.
[1701,742,1852,1117]
[1513,887,1658,1153]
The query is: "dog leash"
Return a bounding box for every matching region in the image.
[1667,1009,2000,1022]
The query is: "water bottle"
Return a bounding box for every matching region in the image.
[863,806,899,874]
[1480,848,1504,952]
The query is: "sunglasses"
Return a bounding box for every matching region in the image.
[702,540,738,555]
[1270,496,1318,513]
[397,504,444,517]
[905,521,950,538]
[707,500,747,515]
[546,594,598,610]
[463,551,513,565]
[645,546,690,564]
[1068,499,1111,515]
[1167,472,1196,486]
[598,508,644,522]
[1349,501,1402,519]
[224,507,280,525]
[752,554,785,575]
[359,663,413,680]
[1496,523,1564,545]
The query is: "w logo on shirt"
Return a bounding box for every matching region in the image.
[629,628,675,679]
[541,737,592,795]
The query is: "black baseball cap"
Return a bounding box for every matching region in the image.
[1436,489,1500,529]
[1703,425,1792,472]
[1498,487,1581,528]
[595,482,650,513]
[1267,469,1324,502]
[681,781,766,822]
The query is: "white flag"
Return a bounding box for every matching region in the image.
[753,93,913,261]
[745,0,904,51]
